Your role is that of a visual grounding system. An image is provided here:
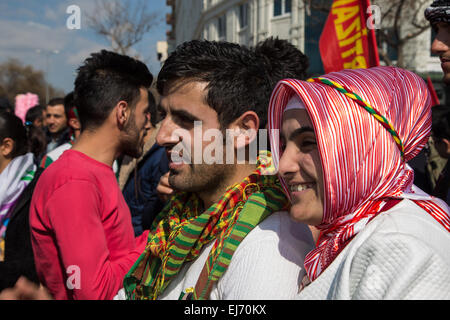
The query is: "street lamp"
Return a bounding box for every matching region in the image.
[35,49,60,104]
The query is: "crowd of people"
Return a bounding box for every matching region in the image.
[0,0,449,300]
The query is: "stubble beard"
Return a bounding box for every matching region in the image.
[168,162,230,195]
[121,115,144,159]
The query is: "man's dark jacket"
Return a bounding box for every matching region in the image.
[122,144,169,236]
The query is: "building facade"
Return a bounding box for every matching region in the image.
[164,0,447,102]
[166,0,306,51]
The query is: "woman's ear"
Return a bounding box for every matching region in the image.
[0,137,15,158]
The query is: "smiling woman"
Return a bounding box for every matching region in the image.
[279,103,324,226]
[268,66,450,299]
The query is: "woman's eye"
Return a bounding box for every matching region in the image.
[302,140,316,147]
[280,138,286,151]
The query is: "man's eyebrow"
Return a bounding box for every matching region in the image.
[289,127,315,141]
[171,108,200,122]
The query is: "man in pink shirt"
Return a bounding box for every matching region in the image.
[30,50,153,299]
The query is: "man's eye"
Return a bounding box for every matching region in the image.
[174,117,194,128]
[432,24,438,33]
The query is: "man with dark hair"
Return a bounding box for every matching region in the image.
[120,38,314,300]
[119,88,169,236]
[30,50,153,300]
[45,97,70,153]
[431,105,450,204]
[39,92,81,169]
[426,0,450,84]
[423,1,450,191]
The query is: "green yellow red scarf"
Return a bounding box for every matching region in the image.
[123,151,289,300]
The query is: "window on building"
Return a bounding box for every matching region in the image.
[218,15,226,40]
[274,0,292,17]
[285,0,292,14]
[239,3,249,29]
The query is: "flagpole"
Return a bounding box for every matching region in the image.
[363,0,380,66]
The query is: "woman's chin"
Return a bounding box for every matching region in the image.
[288,205,323,225]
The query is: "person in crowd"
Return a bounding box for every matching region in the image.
[25,105,45,128]
[0,97,13,114]
[45,97,71,153]
[431,105,450,204]
[119,38,314,300]
[0,277,52,300]
[23,106,47,166]
[268,66,450,299]
[119,88,169,236]
[404,0,450,194]
[0,111,42,291]
[30,50,153,300]
[425,1,450,204]
[40,92,81,169]
[427,0,450,84]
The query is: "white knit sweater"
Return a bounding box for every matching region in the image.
[115,211,314,300]
[297,199,450,300]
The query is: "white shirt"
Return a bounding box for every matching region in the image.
[297,199,450,300]
[115,211,314,300]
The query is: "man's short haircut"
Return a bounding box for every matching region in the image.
[157,38,309,130]
[74,50,153,130]
[432,105,450,141]
[64,92,75,119]
[47,97,65,107]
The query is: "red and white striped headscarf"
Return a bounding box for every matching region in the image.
[268,66,450,282]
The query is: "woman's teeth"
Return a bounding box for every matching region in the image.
[290,183,315,192]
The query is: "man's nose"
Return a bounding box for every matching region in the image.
[431,31,450,55]
[156,117,181,147]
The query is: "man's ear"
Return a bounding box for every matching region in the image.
[0,138,15,158]
[115,100,130,128]
[68,118,81,131]
[227,111,259,149]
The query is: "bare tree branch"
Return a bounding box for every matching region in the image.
[85,0,163,57]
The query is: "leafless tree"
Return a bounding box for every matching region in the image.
[0,59,64,105]
[85,0,163,57]
[373,0,431,68]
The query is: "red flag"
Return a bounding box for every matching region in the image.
[319,0,380,73]
[426,76,440,106]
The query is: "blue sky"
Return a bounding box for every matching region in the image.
[0,0,170,95]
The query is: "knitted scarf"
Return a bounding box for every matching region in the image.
[123,151,289,300]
